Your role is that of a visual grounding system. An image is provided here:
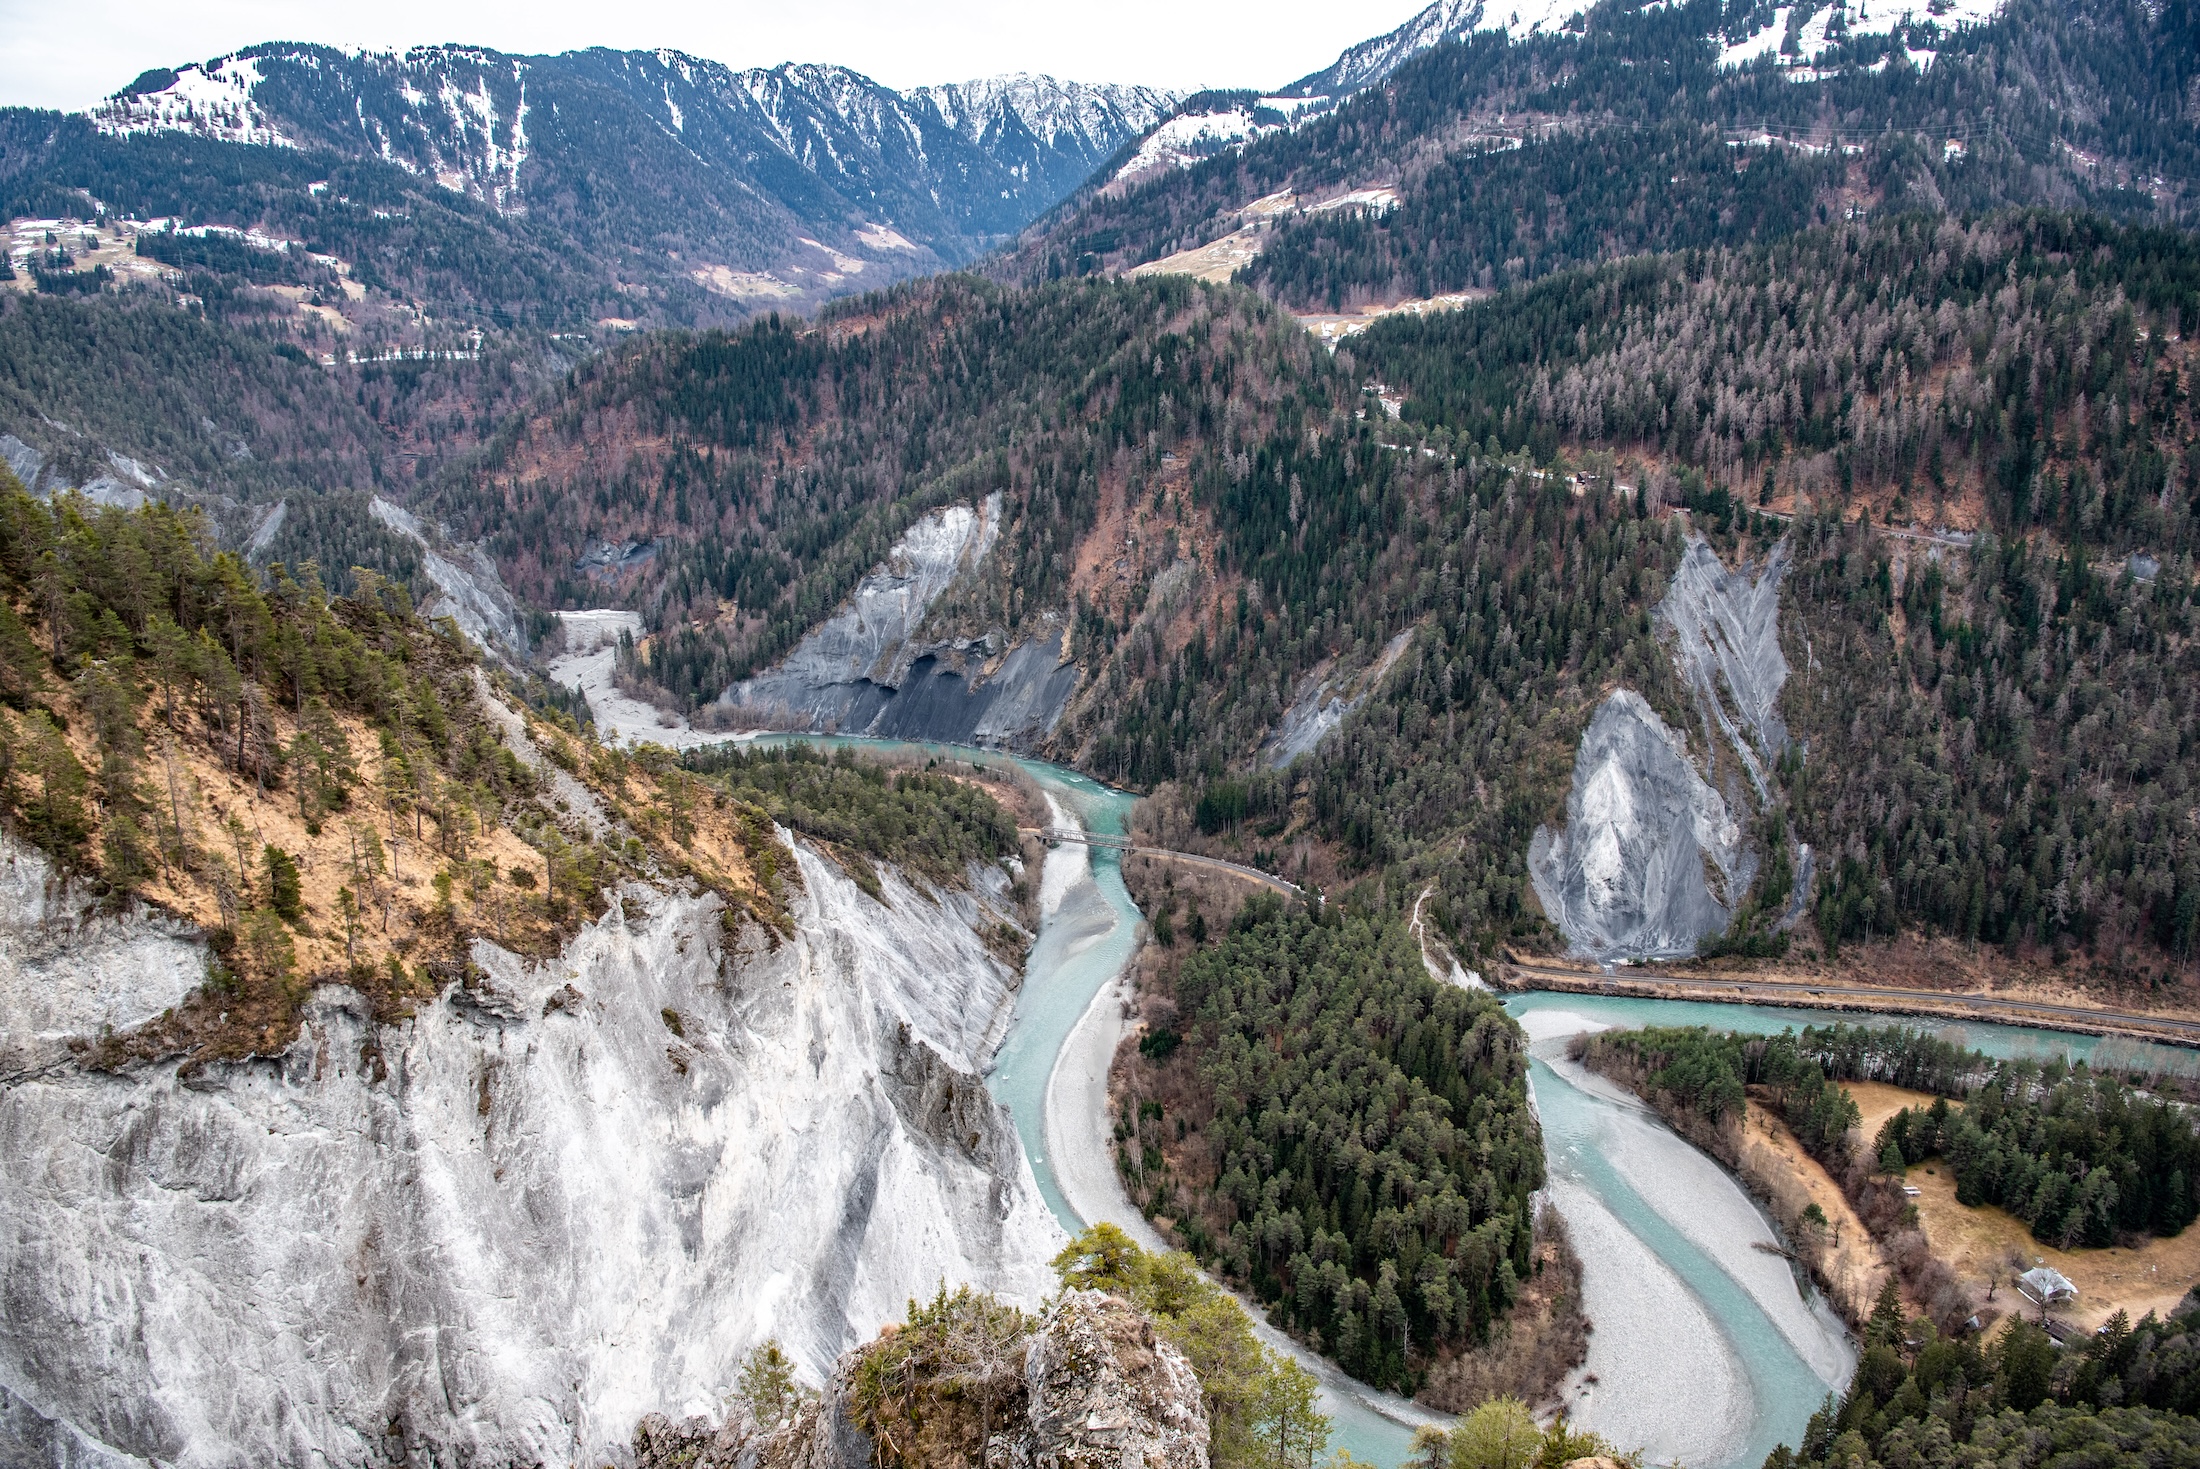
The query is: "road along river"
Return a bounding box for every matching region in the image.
[694,735,2143,1469]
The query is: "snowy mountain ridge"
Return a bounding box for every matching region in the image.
[1282,0,1585,98]
[91,44,1176,232]
[914,73,1180,154]
[1110,0,1594,185]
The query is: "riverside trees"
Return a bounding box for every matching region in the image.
[1162,897,1544,1395]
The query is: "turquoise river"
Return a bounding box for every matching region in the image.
[739,736,2125,1469]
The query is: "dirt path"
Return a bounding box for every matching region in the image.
[1738,1101,1887,1324]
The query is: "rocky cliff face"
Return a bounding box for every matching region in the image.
[727,493,1081,748]
[0,836,1059,1468]
[1260,629,1416,768]
[1661,535,1791,797]
[1531,534,1789,961]
[634,1290,1210,1469]
[1529,691,1753,962]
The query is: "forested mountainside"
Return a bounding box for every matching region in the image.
[1,45,1173,333]
[0,287,580,609]
[432,274,1349,689]
[464,208,2200,992]
[1011,0,2199,307]
[1357,214,2200,970]
[0,478,792,1053]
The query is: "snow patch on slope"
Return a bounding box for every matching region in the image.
[1115,108,1270,184]
[1285,0,1585,99]
[93,56,298,148]
[1716,0,2006,70]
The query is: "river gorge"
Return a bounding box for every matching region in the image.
[718,735,2120,1469]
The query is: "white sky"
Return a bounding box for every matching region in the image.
[0,0,1436,111]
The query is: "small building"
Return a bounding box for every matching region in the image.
[2017,1266,2077,1308]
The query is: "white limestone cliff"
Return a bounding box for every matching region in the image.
[1530,534,1791,961]
[1529,691,1753,962]
[726,492,1081,747]
[0,836,1061,1468]
[1662,535,1791,797]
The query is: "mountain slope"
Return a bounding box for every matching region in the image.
[1282,0,1582,97]
[1012,0,2199,304]
[97,44,1173,274]
[0,484,1059,1463]
[4,45,1175,330]
[468,206,2200,999]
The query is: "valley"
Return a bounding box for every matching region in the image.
[4,0,2200,1464]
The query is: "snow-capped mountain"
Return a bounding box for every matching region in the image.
[1105,0,1594,187]
[1282,0,1584,98]
[87,44,1176,264]
[913,73,1178,157]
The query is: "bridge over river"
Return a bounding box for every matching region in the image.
[1022,826,1306,899]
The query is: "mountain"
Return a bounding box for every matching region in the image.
[2,44,1175,330]
[1097,0,1596,189]
[1280,0,1582,97]
[93,46,1175,256]
[1014,0,2199,297]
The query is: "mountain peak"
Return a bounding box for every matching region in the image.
[1283,0,1587,97]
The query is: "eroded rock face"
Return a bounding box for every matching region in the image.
[1531,535,1797,961]
[0,839,1060,1468]
[633,1290,1209,1469]
[725,493,1082,747]
[1661,534,1791,796]
[0,842,207,1079]
[1260,629,1416,769]
[1529,692,1753,962]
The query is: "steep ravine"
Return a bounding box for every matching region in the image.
[0,837,1060,1468]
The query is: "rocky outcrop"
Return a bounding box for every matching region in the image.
[1531,535,1797,961]
[1020,1291,1209,1469]
[0,836,1060,1468]
[1661,535,1790,797]
[726,494,1082,748]
[369,497,531,661]
[1529,691,1753,962]
[0,843,208,1080]
[633,1290,1210,1469]
[1261,628,1415,768]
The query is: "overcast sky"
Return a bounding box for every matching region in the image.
[0,0,1433,111]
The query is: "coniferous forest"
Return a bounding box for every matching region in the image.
[6,0,2200,1451]
[1158,896,1545,1394]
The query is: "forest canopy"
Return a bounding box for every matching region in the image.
[1164,895,1546,1394]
